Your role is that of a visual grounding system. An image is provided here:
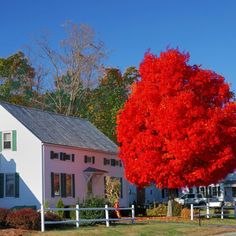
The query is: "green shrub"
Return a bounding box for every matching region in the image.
[70,198,79,220]
[56,198,64,218]
[173,201,182,216]
[78,196,108,225]
[146,203,167,216]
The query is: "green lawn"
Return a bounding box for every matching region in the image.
[28,220,236,236]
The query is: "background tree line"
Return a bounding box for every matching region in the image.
[0,22,139,142]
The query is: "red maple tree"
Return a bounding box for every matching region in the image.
[117,49,236,189]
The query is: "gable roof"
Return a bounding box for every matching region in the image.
[0,102,117,154]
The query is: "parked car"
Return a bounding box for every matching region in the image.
[175,193,223,207]
[175,193,207,206]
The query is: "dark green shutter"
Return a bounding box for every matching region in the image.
[0,173,4,198]
[120,178,123,198]
[61,173,66,198]
[12,130,17,151]
[104,176,107,197]
[15,173,19,198]
[51,172,55,197]
[50,151,54,159]
[0,131,2,152]
[72,174,75,198]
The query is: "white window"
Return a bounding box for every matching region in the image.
[54,174,60,196]
[5,174,15,197]
[3,132,11,149]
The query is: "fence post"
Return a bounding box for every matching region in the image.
[76,204,80,228]
[105,204,110,227]
[41,204,45,232]
[206,203,210,219]
[190,204,193,220]
[221,206,224,219]
[131,205,135,224]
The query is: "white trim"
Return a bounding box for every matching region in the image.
[42,143,45,205]
[45,143,118,155]
[2,131,12,150]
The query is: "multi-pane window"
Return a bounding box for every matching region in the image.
[84,155,95,164]
[3,133,11,149]
[232,187,236,197]
[104,158,122,167]
[54,174,60,196]
[212,187,217,196]
[50,151,75,162]
[5,174,15,197]
[66,174,72,197]
[51,172,74,198]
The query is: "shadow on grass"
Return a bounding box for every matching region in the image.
[44,221,147,232]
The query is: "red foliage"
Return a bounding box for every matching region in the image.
[6,208,40,230]
[117,49,236,189]
[0,208,10,227]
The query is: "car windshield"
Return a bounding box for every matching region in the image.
[181,194,188,199]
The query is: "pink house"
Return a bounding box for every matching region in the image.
[0,102,129,209]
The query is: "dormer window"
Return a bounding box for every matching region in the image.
[3,132,11,149]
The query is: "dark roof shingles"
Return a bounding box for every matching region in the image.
[0,102,117,153]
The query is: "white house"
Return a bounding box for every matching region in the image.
[0,102,129,209]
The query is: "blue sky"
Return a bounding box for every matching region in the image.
[1,0,236,91]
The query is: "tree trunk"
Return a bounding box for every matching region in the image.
[167,199,173,217]
[167,189,175,217]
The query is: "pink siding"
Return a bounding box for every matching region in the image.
[44,144,129,207]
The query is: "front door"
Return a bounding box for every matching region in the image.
[87,177,93,195]
[137,188,145,206]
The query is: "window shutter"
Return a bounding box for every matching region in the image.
[50,151,54,159]
[61,173,66,198]
[84,155,87,163]
[0,131,2,152]
[119,160,122,167]
[0,173,4,198]
[120,178,123,198]
[15,173,19,198]
[104,176,107,197]
[72,174,75,198]
[92,156,95,164]
[111,159,115,166]
[12,130,17,151]
[51,172,55,198]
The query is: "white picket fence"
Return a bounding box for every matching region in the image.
[190,203,236,220]
[40,204,135,232]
